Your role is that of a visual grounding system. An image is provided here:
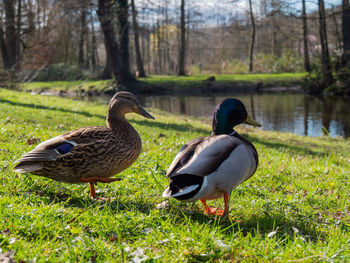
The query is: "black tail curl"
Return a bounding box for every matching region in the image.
[169,174,203,200]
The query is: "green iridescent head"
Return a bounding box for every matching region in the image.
[212,98,261,135]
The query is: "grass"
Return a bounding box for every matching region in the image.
[0,88,350,262]
[142,73,306,86]
[19,79,112,93]
[18,73,307,94]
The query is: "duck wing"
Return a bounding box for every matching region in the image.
[166,137,205,177]
[13,126,109,173]
[167,135,241,178]
[163,135,242,199]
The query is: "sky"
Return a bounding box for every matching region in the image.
[136,0,343,26]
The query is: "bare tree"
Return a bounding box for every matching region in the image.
[117,0,134,81]
[131,0,146,77]
[97,0,128,84]
[302,0,310,72]
[16,0,22,70]
[248,0,255,73]
[78,7,87,67]
[157,21,162,74]
[330,5,341,50]
[178,0,186,75]
[0,16,11,69]
[342,0,350,65]
[101,38,113,79]
[318,0,333,87]
[3,0,17,69]
[90,12,98,73]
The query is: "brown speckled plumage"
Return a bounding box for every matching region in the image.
[14,91,154,199]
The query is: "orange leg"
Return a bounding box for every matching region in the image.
[89,182,97,199]
[80,177,121,200]
[200,199,209,213]
[200,192,230,217]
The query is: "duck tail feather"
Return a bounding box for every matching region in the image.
[13,163,43,173]
[169,184,200,198]
[162,184,200,198]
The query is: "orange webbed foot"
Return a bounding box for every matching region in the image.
[206,207,227,216]
[200,193,230,217]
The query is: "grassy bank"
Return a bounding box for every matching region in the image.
[18,73,306,95]
[142,73,306,86]
[0,88,349,262]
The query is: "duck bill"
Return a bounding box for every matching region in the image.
[244,114,261,127]
[137,105,155,119]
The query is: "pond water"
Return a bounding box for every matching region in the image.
[84,93,350,138]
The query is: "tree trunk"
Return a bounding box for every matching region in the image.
[91,14,97,73]
[0,19,11,69]
[302,0,311,72]
[27,0,35,35]
[248,0,255,73]
[4,0,17,69]
[178,0,186,75]
[331,6,342,50]
[146,26,150,73]
[157,21,162,74]
[117,0,134,81]
[131,0,146,77]
[97,0,127,84]
[318,0,333,87]
[152,23,156,73]
[78,8,86,66]
[164,1,170,74]
[342,0,350,66]
[16,0,22,70]
[85,12,91,70]
[101,38,113,79]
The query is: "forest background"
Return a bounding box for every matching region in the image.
[0,0,349,95]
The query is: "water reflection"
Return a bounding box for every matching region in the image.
[137,94,350,138]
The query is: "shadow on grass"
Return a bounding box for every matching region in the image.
[20,181,325,244]
[0,98,106,120]
[26,183,156,214]
[165,203,324,243]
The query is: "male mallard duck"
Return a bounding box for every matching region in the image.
[14,91,154,199]
[162,98,261,216]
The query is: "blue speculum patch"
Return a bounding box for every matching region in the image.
[55,142,75,154]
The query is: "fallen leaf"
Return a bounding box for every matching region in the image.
[90,253,97,263]
[36,190,45,196]
[156,200,169,210]
[0,251,14,263]
[26,137,40,145]
[334,211,343,219]
[109,233,118,242]
[1,228,10,235]
[130,247,148,263]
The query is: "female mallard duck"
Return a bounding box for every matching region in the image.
[14,91,154,199]
[162,98,261,216]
